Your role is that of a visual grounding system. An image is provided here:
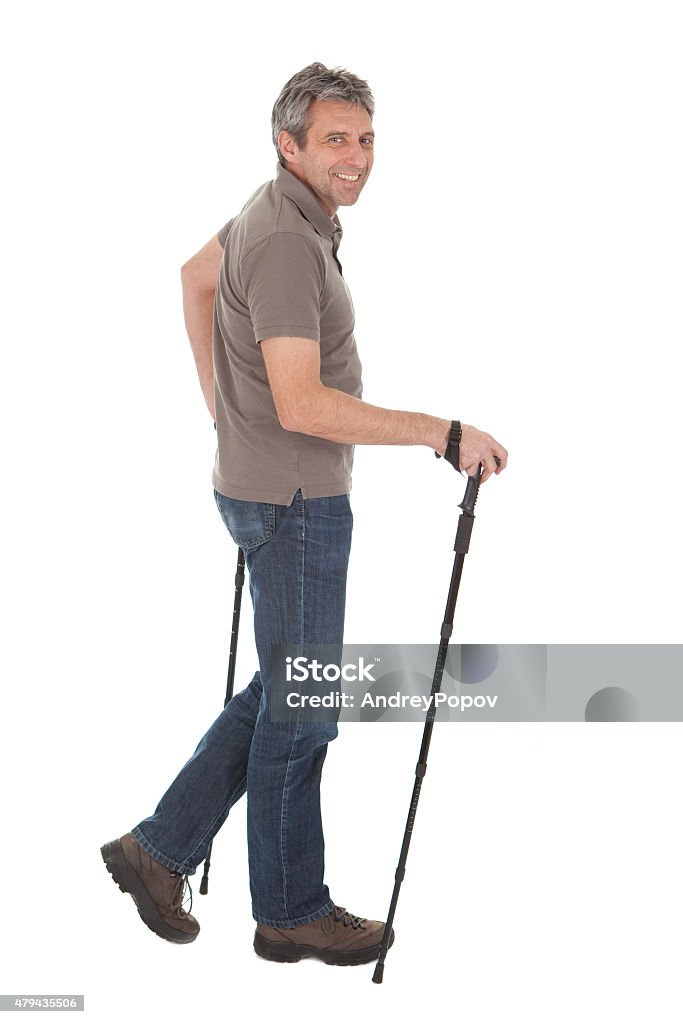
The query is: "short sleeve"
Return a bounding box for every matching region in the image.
[216,218,235,247]
[240,232,325,343]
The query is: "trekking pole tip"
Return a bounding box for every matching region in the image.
[372,962,384,984]
[199,866,210,895]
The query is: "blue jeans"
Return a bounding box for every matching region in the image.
[131,488,353,928]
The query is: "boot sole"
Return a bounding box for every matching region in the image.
[253,927,394,966]
[100,839,199,944]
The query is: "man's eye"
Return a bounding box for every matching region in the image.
[361,138,374,146]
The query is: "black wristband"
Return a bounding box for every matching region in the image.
[434,420,462,473]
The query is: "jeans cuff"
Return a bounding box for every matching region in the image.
[253,897,336,929]
[130,826,196,875]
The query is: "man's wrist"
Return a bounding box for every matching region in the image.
[432,417,452,455]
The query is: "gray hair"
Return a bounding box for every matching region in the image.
[272,62,375,167]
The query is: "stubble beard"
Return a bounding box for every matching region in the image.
[317,170,365,213]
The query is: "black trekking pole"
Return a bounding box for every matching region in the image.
[372,423,496,983]
[199,545,246,895]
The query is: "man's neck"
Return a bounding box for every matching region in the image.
[283,163,338,219]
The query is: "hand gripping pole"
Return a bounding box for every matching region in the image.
[199,546,246,895]
[372,464,486,984]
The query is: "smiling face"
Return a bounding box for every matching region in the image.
[278,99,374,216]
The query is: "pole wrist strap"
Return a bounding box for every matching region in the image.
[435,420,462,473]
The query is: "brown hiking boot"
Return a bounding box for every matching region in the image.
[254,905,394,966]
[100,833,199,944]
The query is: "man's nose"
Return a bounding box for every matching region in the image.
[344,139,368,168]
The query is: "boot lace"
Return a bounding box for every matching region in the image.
[170,871,193,918]
[332,905,367,930]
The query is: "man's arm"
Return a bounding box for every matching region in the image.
[180,235,224,420]
[261,336,508,482]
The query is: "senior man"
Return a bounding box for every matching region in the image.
[101,62,507,966]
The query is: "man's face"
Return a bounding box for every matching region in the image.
[281,99,374,216]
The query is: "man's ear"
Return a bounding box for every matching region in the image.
[278,130,299,166]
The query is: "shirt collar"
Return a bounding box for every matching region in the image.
[274,163,342,242]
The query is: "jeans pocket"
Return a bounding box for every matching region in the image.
[213,490,276,551]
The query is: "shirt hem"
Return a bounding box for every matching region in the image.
[254,325,320,343]
[212,470,351,505]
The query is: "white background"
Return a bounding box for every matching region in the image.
[1,0,682,1020]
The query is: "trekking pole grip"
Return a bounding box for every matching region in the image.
[458,456,500,516]
[459,469,481,515]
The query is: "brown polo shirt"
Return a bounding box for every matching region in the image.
[211,163,363,505]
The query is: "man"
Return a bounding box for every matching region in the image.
[101,62,507,966]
